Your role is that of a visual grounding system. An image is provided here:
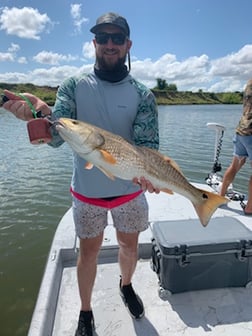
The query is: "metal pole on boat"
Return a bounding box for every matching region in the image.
[205,122,225,193]
[205,122,245,202]
[206,122,225,173]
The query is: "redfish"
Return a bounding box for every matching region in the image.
[55,118,229,226]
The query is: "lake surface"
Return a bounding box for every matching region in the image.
[0,104,250,335]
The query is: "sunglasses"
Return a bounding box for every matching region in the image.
[95,32,127,45]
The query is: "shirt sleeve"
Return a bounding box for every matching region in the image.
[48,77,78,147]
[132,82,159,149]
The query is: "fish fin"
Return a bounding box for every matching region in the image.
[84,161,115,180]
[138,147,184,175]
[99,149,117,164]
[85,162,94,170]
[160,188,174,195]
[163,156,184,174]
[97,166,115,180]
[192,190,229,227]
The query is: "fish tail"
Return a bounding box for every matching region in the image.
[193,189,229,227]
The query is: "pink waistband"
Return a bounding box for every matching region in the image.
[70,187,143,209]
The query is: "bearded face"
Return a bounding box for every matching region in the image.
[93,25,132,72]
[95,53,127,71]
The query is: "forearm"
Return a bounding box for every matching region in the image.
[2,90,51,121]
[133,93,159,149]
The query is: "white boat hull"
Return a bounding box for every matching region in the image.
[28,185,252,336]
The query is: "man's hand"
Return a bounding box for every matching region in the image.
[133,176,160,194]
[2,90,51,121]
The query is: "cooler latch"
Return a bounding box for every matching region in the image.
[151,239,161,274]
[238,240,252,261]
[178,244,190,267]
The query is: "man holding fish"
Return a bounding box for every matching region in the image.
[3,12,228,336]
[3,12,160,336]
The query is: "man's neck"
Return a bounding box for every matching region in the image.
[94,64,129,82]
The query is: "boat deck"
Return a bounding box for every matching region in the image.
[53,258,252,336]
[28,187,252,336]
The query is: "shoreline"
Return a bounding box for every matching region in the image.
[0,83,243,106]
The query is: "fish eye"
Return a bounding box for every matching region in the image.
[72,120,79,125]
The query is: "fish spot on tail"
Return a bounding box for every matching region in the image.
[194,189,229,226]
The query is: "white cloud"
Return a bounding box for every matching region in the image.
[0,43,20,62]
[82,41,95,59]
[18,57,27,64]
[210,45,252,78]
[0,52,14,62]
[70,4,89,34]
[130,46,252,92]
[0,7,53,40]
[33,51,78,65]
[0,71,28,83]
[8,64,93,87]
[8,43,20,53]
[1,44,252,92]
[131,54,210,90]
[209,79,242,93]
[230,45,252,64]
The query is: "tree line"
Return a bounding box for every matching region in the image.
[0,80,243,106]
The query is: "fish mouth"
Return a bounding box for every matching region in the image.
[47,118,55,125]
[53,118,79,130]
[53,119,65,131]
[53,119,75,145]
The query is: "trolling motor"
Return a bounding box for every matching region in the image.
[207,123,225,174]
[205,122,245,202]
[1,93,52,144]
[205,122,225,193]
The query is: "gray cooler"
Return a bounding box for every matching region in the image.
[151,217,252,294]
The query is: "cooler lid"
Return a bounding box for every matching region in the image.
[152,217,252,255]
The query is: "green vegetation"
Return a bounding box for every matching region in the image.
[0,83,58,106]
[154,78,178,92]
[151,78,243,105]
[152,89,243,105]
[0,81,243,106]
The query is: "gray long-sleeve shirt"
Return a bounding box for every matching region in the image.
[50,71,159,198]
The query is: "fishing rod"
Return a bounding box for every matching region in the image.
[205,122,245,202]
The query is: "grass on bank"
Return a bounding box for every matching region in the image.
[0,83,243,106]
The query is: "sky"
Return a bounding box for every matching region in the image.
[1,0,252,92]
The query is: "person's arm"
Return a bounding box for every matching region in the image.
[132,86,160,193]
[2,77,78,147]
[47,77,77,147]
[2,90,51,121]
[133,89,159,150]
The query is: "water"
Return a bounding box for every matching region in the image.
[0,104,250,335]
[158,104,250,188]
